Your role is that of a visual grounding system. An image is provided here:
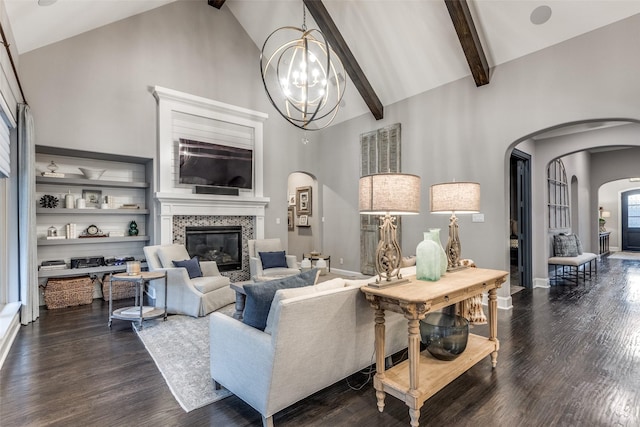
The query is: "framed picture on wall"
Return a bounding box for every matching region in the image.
[296,186,312,215]
[288,193,296,206]
[287,207,295,231]
[82,189,102,208]
[298,214,309,226]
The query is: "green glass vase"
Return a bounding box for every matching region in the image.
[416,231,442,281]
[429,228,448,276]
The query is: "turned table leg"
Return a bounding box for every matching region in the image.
[407,317,422,427]
[489,288,499,367]
[374,307,386,413]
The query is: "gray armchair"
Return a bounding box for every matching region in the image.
[143,244,235,317]
[248,238,299,282]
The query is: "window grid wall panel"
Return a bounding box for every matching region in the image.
[359,123,401,276]
[547,159,570,230]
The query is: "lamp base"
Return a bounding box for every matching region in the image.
[446,264,469,273]
[366,277,410,288]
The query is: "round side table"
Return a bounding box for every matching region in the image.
[109,271,167,329]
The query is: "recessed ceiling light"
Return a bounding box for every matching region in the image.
[530,5,552,25]
[38,0,58,6]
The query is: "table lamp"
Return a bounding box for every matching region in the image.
[599,207,611,232]
[359,173,421,287]
[430,182,480,271]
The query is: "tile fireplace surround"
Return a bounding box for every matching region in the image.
[173,215,253,282]
[155,193,269,282]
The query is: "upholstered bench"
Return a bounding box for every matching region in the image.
[548,252,597,284]
[548,232,597,284]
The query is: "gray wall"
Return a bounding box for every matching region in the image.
[17,3,640,305]
[18,1,304,247]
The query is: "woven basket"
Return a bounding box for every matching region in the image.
[45,276,94,309]
[102,275,137,301]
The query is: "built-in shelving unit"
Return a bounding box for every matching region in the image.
[35,146,154,282]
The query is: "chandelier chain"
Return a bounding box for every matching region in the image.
[302,4,307,31]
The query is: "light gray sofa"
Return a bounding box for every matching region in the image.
[209,275,409,427]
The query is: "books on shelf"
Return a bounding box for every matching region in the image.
[45,236,66,240]
[121,306,154,316]
[39,264,68,271]
[109,231,125,237]
[41,172,65,178]
[120,204,140,209]
[66,223,77,239]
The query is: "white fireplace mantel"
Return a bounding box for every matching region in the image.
[151,87,270,245]
[156,192,270,245]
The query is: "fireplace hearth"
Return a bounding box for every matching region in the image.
[185,226,242,272]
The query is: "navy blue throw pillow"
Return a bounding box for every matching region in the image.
[259,251,288,269]
[173,256,203,279]
[242,268,318,330]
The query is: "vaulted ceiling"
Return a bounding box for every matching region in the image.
[6,0,640,126]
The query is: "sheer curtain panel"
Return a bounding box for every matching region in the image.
[17,104,38,324]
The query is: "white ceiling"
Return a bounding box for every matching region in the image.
[6,0,640,126]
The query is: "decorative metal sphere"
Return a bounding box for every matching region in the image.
[260,26,346,130]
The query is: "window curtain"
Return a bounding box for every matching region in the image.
[17,103,38,324]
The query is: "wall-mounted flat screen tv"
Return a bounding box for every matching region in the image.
[178,138,253,190]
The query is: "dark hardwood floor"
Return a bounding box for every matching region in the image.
[2,256,640,426]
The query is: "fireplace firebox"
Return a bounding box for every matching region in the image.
[185,226,242,272]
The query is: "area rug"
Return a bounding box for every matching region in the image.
[134,309,234,412]
[608,251,640,261]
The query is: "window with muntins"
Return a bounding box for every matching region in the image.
[547,159,570,229]
[627,194,640,228]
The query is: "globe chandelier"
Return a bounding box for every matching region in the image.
[260,5,346,130]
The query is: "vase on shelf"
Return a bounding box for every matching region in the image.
[429,228,448,276]
[128,220,139,236]
[416,230,445,281]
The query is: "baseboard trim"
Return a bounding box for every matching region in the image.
[0,302,22,370]
[533,278,550,289]
[480,293,512,310]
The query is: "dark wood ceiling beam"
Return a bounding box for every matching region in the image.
[208,0,226,9]
[444,0,490,86]
[303,0,384,120]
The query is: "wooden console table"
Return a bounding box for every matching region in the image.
[599,231,611,256]
[360,268,507,427]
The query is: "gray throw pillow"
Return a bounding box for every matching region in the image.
[553,234,579,257]
[173,256,203,279]
[259,251,288,269]
[242,268,318,330]
[573,234,584,255]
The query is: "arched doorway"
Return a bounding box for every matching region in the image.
[287,172,321,259]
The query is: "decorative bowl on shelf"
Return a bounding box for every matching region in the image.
[419,312,469,361]
[79,167,106,180]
